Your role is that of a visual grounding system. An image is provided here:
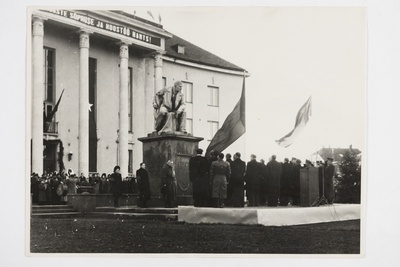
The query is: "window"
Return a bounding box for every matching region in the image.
[208,86,219,106]
[182,82,193,103]
[177,45,185,54]
[186,118,193,135]
[128,67,133,132]
[208,121,219,141]
[44,48,55,104]
[128,149,133,174]
[162,77,167,88]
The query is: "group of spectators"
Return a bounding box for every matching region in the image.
[30,168,140,205]
[31,151,335,209]
[189,149,336,208]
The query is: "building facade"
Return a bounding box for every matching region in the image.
[29,9,247,178]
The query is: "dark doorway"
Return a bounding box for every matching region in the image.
[89,58,97,173]
[43,142,57,174]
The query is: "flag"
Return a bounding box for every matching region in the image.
[206,77,246,156]
[147,11,155,20]
[44,89,65,122]
[275,96,312,148]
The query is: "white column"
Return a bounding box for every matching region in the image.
[31,17,45,175]
[78,31,90,176]
[118,43,129,178]
[154,53,163,92]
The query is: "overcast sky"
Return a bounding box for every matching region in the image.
[130,7,366,161]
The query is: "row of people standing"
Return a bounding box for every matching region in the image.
[189,149,336,208]
[190,149,241,208]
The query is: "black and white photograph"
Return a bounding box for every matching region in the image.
[2,0,400,265]
[26,5,365,255]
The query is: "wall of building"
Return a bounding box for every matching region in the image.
[43,23,80,174]
[162,61,246,157]
[40,21,246,177]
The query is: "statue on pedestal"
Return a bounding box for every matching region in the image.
[153,81,187,134]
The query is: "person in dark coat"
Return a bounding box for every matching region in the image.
[136,163,151,208]
[110,165,123,207]
[280,158,292,206]
[31,173,41,204]
[324,158,335,204]
[161,160,177,208]
[259,159,268,206]
[292,159,302,206]
[265,155,282,207]
[317,161,325,198]
[225,153,233,206]
[205,150,219,207]
[189,148,209,207]
[244,154,262,207]
[230,152,246,207]
[210,153,231,208]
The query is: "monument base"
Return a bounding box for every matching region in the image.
[138,133,203,207]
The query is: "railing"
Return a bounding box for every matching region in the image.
[44,121,58,134]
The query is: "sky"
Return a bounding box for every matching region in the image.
[130,7,366,162]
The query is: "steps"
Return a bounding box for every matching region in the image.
[88,206,178,220]
[31,205,178,220]
[31,204,79,218]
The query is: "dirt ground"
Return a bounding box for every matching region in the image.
[30,217,360,254]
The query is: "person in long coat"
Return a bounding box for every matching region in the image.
[205,150,218,207]
[265,155,282,207]
[230,152,246,207]
[280,158,292,206]
[31,173,41,204]
[110,165,123,207]
[136,163,151,208]
[244,154,262,207]
[210,152,231,208]
[259,159,268,206]
[292,159,302,206]
[324,158,335,204]
[189,148,209,207]
[225,153,233,206]
[161,160,177,208]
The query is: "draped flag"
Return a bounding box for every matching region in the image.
[147,11,155,20]
[206,77,246,156]
[275,96,312,148]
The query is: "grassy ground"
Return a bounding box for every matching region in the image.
[30,217,360,254]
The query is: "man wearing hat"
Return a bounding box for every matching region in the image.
[280,158,292,206]
[189,148,209,207]
[324,158,335,204]
[244,154,262,206]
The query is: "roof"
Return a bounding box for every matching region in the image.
[315,147,362,162]
[165,33,246,72]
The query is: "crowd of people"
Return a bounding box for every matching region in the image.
[30,166,148,206]
[31,149,335,209]
[189,148,336,208]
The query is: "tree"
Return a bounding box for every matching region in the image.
[335,149,361,203]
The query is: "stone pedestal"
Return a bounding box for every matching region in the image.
[138,133,203,207]
[300,167,319,207]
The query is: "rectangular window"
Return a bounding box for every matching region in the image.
[128,67,133,132]
[162,77,167,88]
[44,48,55,104]
[128,149,133,174]
[186,118,193,135]
[208,121,219,141]
[208,86,219,106]
[182,82,193,103]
